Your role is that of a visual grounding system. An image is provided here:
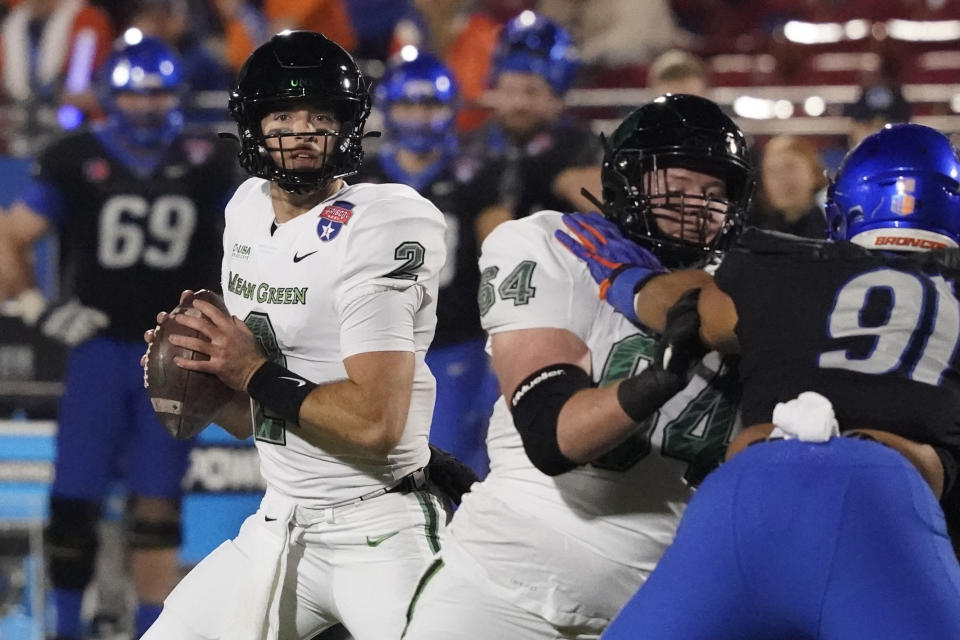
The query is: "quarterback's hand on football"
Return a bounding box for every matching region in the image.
[655,289,708,384]
[169,297,266,391]
[39,299,109,347]
[141,290,194,369]
[554,211,666,324]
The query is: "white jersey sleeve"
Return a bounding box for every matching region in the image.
[478,211,596,341]
[334,192,446,358]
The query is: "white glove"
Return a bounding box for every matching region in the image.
[40,299,109,346]
[1,288,48,325]
[769,391,839,443]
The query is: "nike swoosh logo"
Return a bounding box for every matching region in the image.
[265,516,277,522]
[366,531,400,547]
[279,376,307,387]
[293,250,318,263]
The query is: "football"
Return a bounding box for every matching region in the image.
[145,289,235,439]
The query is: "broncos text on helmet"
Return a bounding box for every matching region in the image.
[826,123,960,252]
[228,30,373,193]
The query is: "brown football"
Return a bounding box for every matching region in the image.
[145,289,235,439]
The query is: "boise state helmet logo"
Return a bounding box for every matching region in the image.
[318,200,354,242]
[890,177,916,215]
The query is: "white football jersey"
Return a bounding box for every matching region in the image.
[446,211,741,624]
[221,178,446,506]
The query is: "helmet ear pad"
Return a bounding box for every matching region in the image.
[228,30,373,192]
[600,94,755,267]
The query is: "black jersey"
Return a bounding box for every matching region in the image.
[716,228,960,480]
[34,130,238,341]
[459,121,602,220]
[354,154,483,347]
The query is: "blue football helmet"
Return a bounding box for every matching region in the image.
[490,11,579,95]
[826,123,960,251]
[101,34,184,147]
[375,52,458,155]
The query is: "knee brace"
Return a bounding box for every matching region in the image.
[46,497,100,590]
[127,518,182,550]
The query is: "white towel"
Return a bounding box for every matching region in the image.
[769,391,839,443]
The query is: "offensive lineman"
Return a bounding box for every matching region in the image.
[600,123,960,639]
[141,31,447,640]
[402,94,752,639]
[0,36,237,639]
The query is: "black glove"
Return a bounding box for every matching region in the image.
[656,288,708,383]
[427,444,479,508]
[617,288,708,424]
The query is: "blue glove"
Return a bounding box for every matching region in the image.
[555,211,666,323]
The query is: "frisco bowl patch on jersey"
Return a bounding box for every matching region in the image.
[317,200,354,242]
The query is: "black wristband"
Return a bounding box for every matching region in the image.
[616,366,687,424]
[246,361,317,425]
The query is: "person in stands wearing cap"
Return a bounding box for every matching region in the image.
[846,82,911,149]
[458,10,602,244]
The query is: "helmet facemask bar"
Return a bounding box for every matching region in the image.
[604,148,746,267]
[234,95,370,194]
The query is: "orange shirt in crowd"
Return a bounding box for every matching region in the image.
[222,0,357,72]
[0,0,114,102]
[392,12,500,132]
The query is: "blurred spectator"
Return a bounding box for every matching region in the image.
[751,134,828,239]
[647,48,709,97]
[127,0,232,93]
[461,11,601,242]
[846,82,911,149]
[538,0,684,66]
[391,0,500,132]
[262,0,355,48]
[214,0,355,73]
[356,52,496,476]
[483,0,538,23]
[343,0,411,61]
[211,0,268,73]
[0,0,114,150]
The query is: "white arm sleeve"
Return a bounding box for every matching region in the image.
[339,285,423,358]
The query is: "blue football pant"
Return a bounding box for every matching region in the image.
[52,337,192,501]
[604,438,960,640]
